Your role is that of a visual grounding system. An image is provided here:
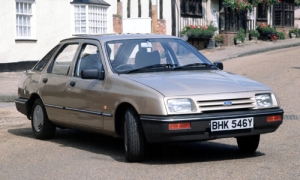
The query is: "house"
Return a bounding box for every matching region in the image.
[0,0,298,71]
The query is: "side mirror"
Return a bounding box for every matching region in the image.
[213,62,223,70]
[81,69,105,80]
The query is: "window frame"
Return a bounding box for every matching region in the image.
[256,3,268,22]
[180,0,203,18]
[274,0,294,27]
[15,0,36,40]
[72,4,108,35]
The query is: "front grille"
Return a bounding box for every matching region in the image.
[197,98,255,112]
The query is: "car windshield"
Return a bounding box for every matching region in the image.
[105,38,214,74]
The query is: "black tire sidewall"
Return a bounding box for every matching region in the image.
[237,135,260,153]
[124,108,145,162]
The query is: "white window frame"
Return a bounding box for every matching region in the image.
[72,4,108,35]
[15,0,36,40]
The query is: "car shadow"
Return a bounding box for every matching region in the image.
[8,127,265,164]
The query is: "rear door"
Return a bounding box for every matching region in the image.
[40,41,80,122]
[64,40,105,128]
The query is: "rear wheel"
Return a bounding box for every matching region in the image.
[123,108,145,162]
[31,99,56,139]
[237,135,260,153]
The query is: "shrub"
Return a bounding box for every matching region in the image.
[256,23,276,35]
[234,28,246,42]
[249,30,259,37]
[181,22,217,38]
[277,32,285,40]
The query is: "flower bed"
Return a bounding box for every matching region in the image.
[181,23,217,38]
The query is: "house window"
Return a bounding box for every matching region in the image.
[15,0,36,40]
[180,0,203,18]
[257,3,267,22]
[219,8,247,32]
[74,5,108,34]
[274,0,294,26]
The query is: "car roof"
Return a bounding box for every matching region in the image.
[60,33,180,43]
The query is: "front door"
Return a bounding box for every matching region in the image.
[64,41,105,129]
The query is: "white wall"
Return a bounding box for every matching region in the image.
[295,7,300,28]
[0,0,73,63]
[0,0,114,63]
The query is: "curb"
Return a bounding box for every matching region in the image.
[218,42,300,62]
[0,95,17,103]
[237,42,300,58]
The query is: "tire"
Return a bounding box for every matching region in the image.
[237,135,260,153]
[123,108,145,162]
[31,99,56,139]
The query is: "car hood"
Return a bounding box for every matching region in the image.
[120,70,270,96]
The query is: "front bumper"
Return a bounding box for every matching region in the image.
[140,108,283,143]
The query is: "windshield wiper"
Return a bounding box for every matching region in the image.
[123,64,177,74]
[173,63,214,69]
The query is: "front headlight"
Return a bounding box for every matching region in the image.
[255,94,273,108]
[167,99,194,113]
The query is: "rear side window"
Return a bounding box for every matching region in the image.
[50,44,79,76]
[33,45,60,71]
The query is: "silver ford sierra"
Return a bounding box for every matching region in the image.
[15,34,284,162]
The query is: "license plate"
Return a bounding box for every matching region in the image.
[211,117,254,132]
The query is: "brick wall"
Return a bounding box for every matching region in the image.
[155,19,166,34]
[221,32,237,46]
[113,15,122,34]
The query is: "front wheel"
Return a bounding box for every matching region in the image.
[31,99,56,139]
[123,108,145,162]
[236,135,260,153]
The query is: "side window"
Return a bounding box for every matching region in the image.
[74,44,102,77]
[50,44,79,76]
[33,45,60,71]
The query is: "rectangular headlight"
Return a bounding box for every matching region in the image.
[255,94,273,108]
[167,99,193,113]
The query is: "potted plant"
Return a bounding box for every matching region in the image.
[256,23,277,41]
[180,22,217,38]
[289,28,298,39]
[180,22,218,50]
[234,28,246,45]
[214,34,225,48]
[249,30,259,41]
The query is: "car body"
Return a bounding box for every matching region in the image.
[15,34,284,162]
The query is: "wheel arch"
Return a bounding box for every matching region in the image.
[27,93,43,120]
[114,102,139,137]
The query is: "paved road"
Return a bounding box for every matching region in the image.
[0,47,299,179]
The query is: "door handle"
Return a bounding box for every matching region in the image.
[42,78,48,83]
[70,81,76,87]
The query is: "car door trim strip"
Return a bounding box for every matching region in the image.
[44,104,113,117]
[65,107,102,115]
[44,104,64,109]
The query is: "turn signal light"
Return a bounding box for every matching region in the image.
[267,115,282,122]
[168,122,191,130]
